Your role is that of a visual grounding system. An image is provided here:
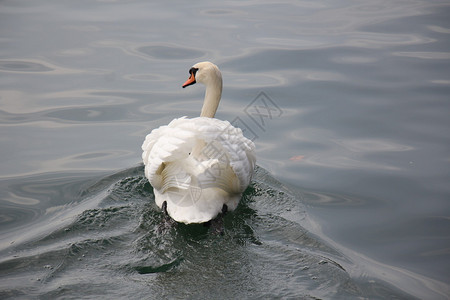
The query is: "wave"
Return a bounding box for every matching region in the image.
[0,165,426,299]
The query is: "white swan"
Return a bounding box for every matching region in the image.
[141,62,256,224]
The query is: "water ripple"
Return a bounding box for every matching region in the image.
[92,40,207,62]
[0,59,81,74]
[137,45,205,60]
[0,60,53,73]
[392,51,450,59]
[332,138,414,153]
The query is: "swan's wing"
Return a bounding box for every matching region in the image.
[142,116,256,204]
[192,118,255,193]
[141,117,195,190]
[218,123,256,192]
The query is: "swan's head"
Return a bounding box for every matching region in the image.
[182,61,222,88]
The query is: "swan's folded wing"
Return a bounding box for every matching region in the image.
[141,119,196,189]
[195,159,240,194]
[142,117,255,193]
[160,161,191,192]
[211,121,256,192]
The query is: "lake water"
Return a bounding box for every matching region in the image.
[1,0,449,299]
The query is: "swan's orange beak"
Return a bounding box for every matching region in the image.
[182,73,196,88]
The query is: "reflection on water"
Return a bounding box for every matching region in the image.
[1,0,449,298]
[0,60,53,73]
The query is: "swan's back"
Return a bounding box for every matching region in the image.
[142,117,255,223]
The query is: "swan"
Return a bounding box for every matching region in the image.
[141,62,256,224]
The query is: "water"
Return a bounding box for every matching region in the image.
[1,0,449,299]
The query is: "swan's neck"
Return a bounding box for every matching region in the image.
[200,75,222,118]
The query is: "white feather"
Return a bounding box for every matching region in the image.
[142,117,255,223]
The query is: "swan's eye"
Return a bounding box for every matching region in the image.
[189,67,198,76]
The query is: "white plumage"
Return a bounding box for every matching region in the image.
[141,62,256,224]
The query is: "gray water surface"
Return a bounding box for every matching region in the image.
[1,0,449,299]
